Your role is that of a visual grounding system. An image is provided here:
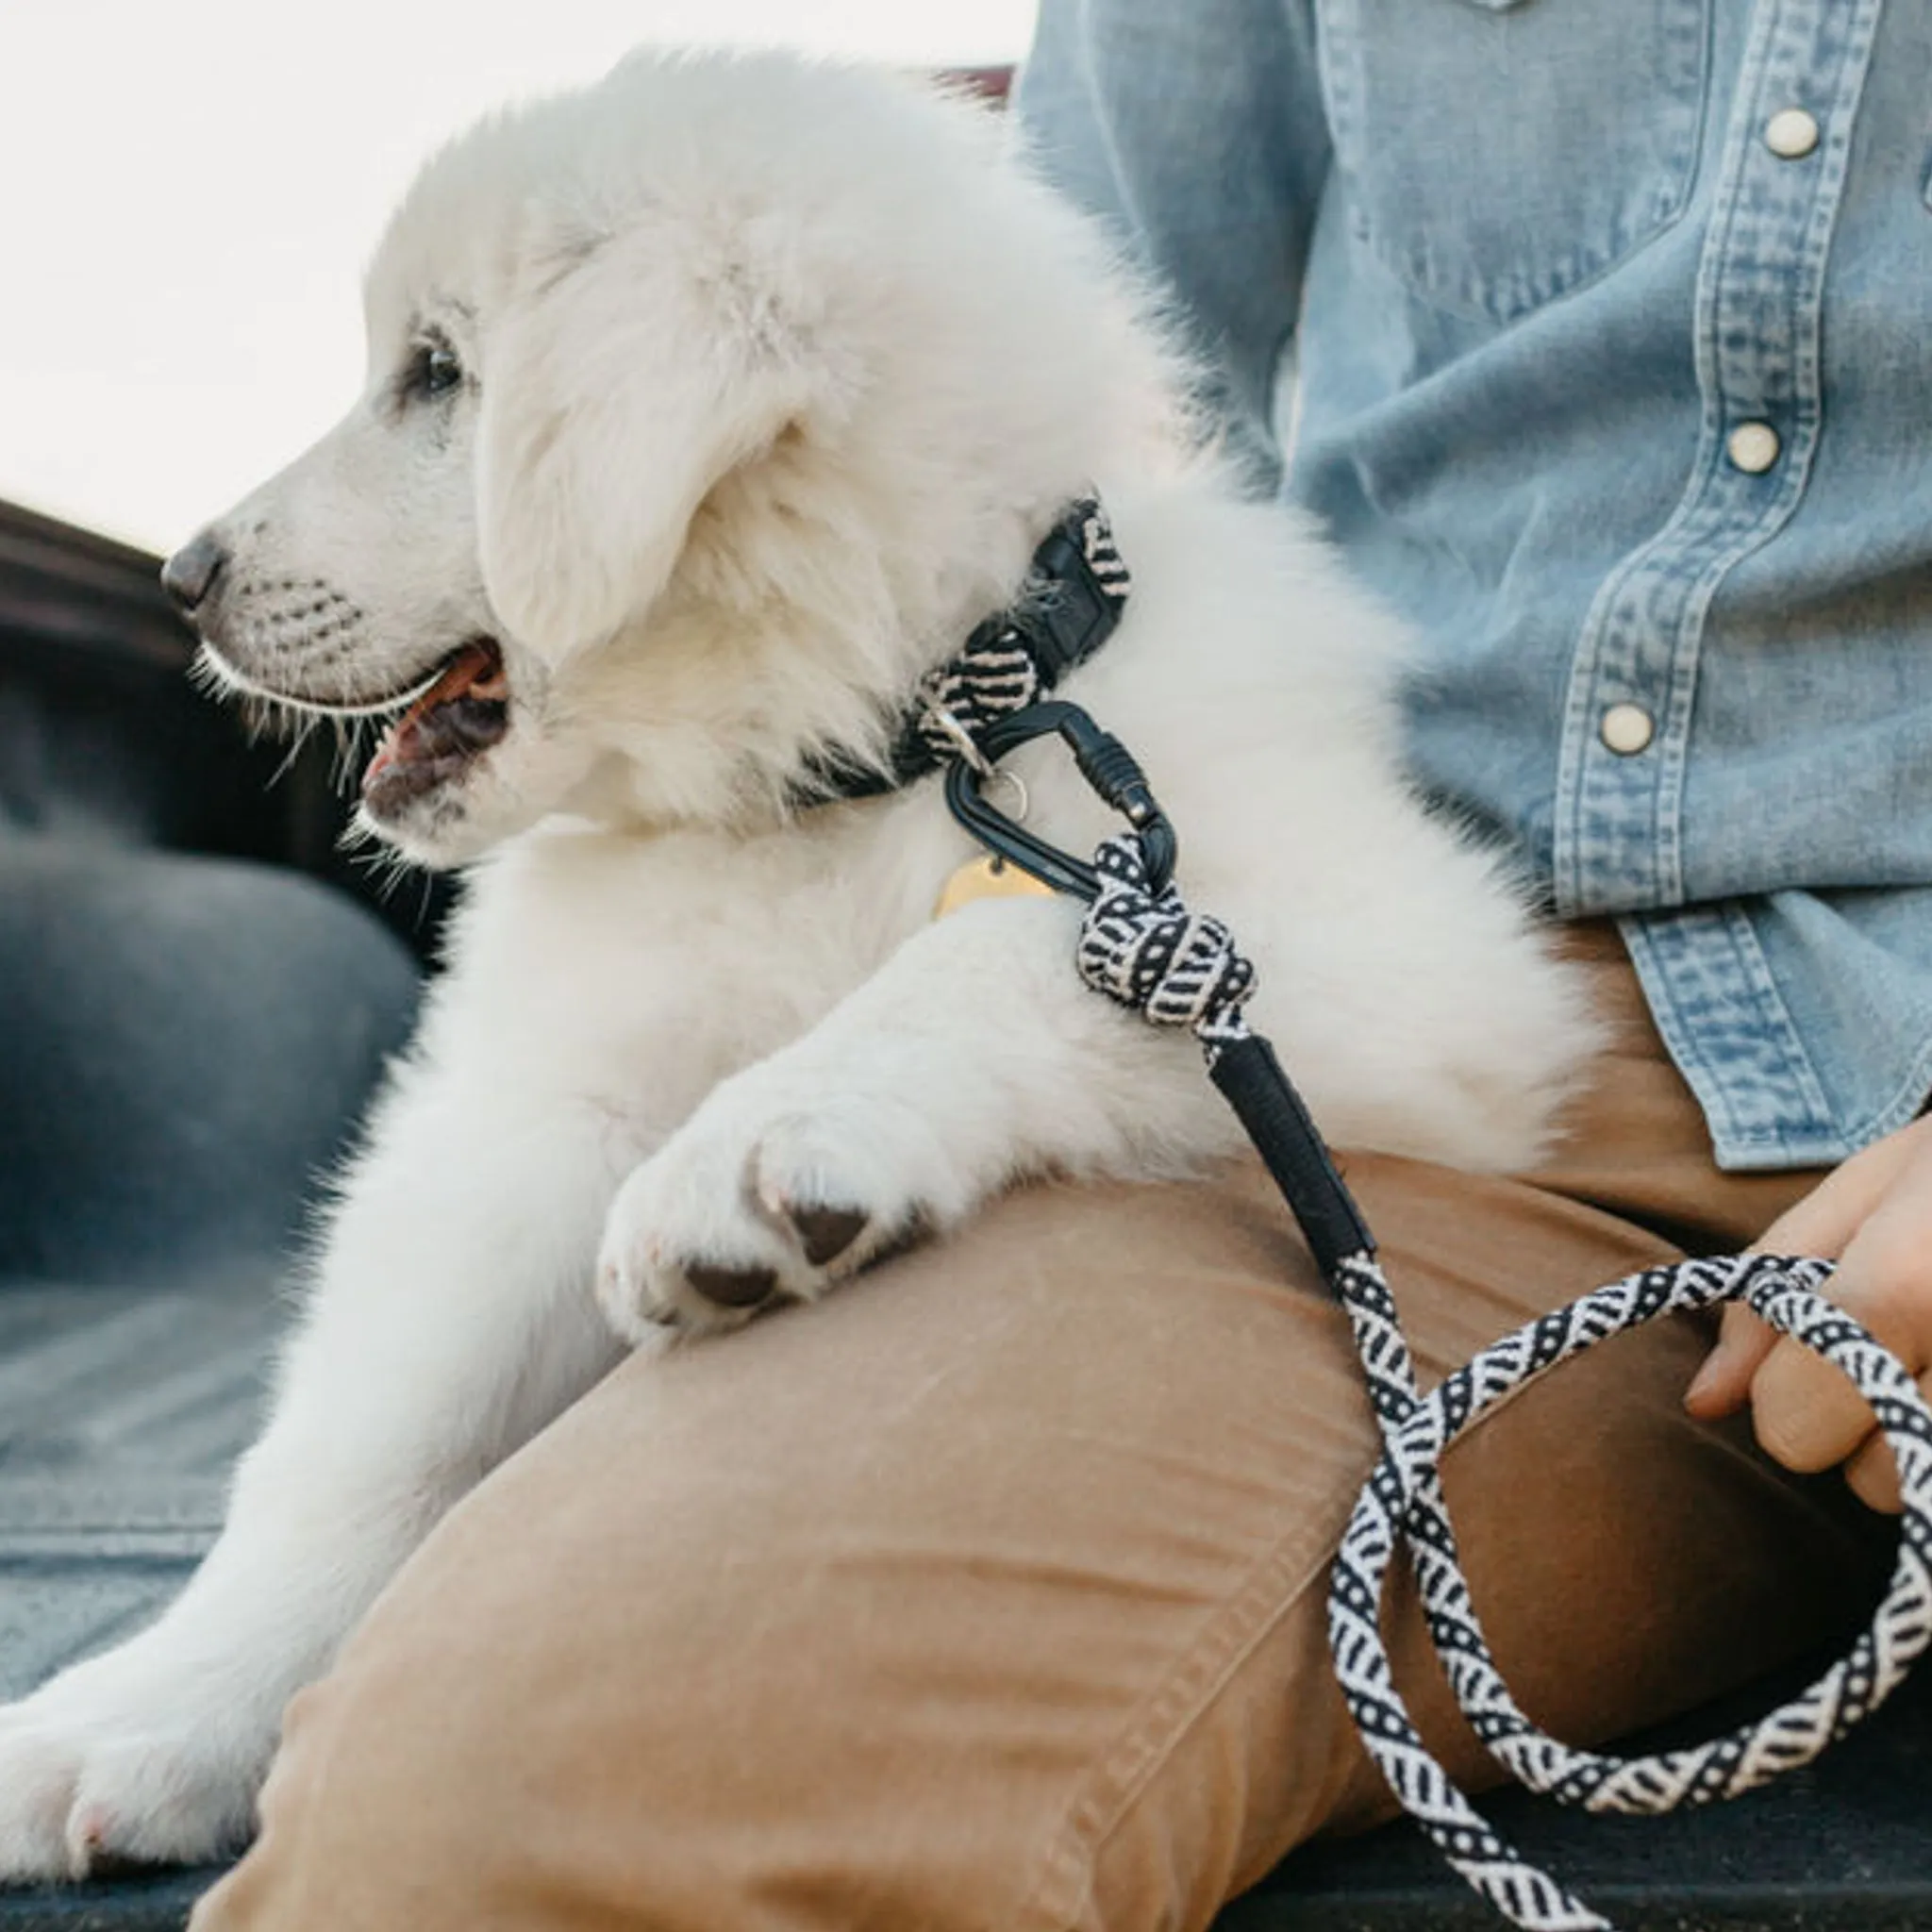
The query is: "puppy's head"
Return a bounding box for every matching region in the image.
[167,50,1181,868]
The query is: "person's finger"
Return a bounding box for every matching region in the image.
[1840,1352,1932,1519]
[1688,1121,1926,1422]
[1749,1331,1883,1474]
[1746,1169,1932,1475]
[1685,1118,1932,1467]
[1754,1118,1926,1262]
[1845,1428,1904,1514]
[1683,1302,1777,1418]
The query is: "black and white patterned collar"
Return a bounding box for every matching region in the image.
[798,496,1130,805]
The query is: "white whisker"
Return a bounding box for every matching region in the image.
[195,641,441,722]
[267,714,322,788]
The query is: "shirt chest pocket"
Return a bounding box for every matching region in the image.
[1313,0,1711,322]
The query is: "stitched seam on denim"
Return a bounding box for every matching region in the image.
[1723,907,1837,1139]
[1655,0,1876,908]
[1553,0,1879,936]
[1555,0,1773,920]
[1619,907,1841,1168]
[1840,1021,1932,1155]
[1311,0,1709,324]
[1549,0,1759,923]
[1619,910,1757,1151]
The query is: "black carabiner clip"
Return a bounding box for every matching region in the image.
[942,700,1178,903]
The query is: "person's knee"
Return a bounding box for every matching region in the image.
[191,1172,1373,1931]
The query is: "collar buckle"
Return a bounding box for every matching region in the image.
[794,495,1131,809]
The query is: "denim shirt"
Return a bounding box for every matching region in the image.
[1019,0,1932,1172]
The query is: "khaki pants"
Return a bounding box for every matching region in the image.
[193,928,1889,1931]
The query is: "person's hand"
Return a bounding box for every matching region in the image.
[1684,1112,1932,1513]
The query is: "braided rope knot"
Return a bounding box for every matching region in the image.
[1075,834,1256,1042]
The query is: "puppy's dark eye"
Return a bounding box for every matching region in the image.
[405,340,464,401]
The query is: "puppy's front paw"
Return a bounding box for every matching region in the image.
[595,1092,946,1345]
[0,1665,269,1883]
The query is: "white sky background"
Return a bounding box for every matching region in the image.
[0,2,1038,556]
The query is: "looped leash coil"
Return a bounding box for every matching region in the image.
[946,708,1932,1932]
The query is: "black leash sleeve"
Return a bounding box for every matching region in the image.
[1208,1034,1376,1278]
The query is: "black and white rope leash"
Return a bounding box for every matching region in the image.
[918,502,1932,1932]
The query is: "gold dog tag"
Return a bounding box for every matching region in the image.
[934,855,1056,920]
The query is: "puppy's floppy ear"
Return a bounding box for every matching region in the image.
[476,228,821,665]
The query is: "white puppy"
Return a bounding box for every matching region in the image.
[0,49,1596,1878]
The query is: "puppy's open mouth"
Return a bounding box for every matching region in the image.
[361,638,510,816]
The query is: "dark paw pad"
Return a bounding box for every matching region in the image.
[86,1850,171,1883]
[684,1261,780,1309]
[786,1203,870,1268]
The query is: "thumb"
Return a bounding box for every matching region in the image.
[1684,1301,1778,1417]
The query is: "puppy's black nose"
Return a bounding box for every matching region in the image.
[160,530,227,618]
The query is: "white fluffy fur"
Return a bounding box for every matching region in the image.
[0,49,1598,1878]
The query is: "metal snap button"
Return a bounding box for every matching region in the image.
[1764,108,1821,159]
[1726,421,1782,475]
[1599,704,1656,756]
